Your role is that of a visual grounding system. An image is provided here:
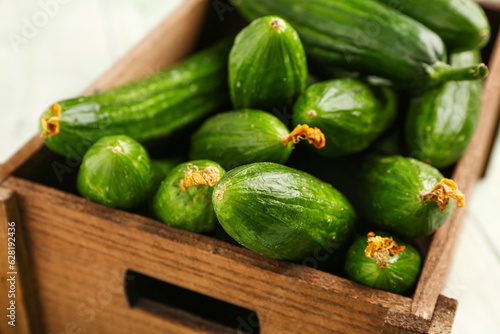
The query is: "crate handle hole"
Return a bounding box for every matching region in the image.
[124,269,260,333]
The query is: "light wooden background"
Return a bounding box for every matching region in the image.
[0,0,499,332]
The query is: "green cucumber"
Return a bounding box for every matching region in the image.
[345,155,464,238]
[293,78,397,157]
[345,232,421,294]
[229,16,307,109]
[40,40,231,158]
[77,135,152,209]
[212,162,356,260]
[375,0,490,51]
[406,50,483,168]
[150,159,182,192]
[153,160,225,232]
[190,109,325,169]
[234,0,488,84]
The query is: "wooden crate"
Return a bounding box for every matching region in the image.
[1,1,500,333]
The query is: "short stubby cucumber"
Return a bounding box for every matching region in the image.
[346,155,465,238]
[375,0,490,51]
[406,50,483,168]
[40,40,232,158]
[293,78,397,157]
[77,135,152,209]
[234,0,488,85]
[153,160,225,233]
[229,16,307,109]
[345,232,421,294]
[190,109,325,169]
[212,162,356,260]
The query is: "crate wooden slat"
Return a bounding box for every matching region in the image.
[0,175,455,334]
[1,0,499,333]
[411,24,500,320]
[0,188,43,334]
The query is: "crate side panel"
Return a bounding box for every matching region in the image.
[4,176,414,334]
[411,19,500,320]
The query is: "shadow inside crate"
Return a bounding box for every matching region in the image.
[125,269,260,333]
[10,4,500,321]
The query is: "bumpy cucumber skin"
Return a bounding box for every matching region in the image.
[153,160,225,233]
[229,16,308,109]
[234,0,445,84]
[40,40,231,158]
[190,110,292,170]
[212,162,356,260]
[77,135,152,209]
[406,50,483,168]
[345,232,421,294]
[294,78,397,157]
[352,156,453,238]
[376,0,490,51]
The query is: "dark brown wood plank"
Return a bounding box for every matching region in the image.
[0,188,43,333]
[411,28,500,320]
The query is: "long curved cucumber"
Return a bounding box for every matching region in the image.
[375,0,490,51]
[234,0,488,84]
[40,40,232,158]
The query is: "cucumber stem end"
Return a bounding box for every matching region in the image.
[307,110,317,119]
[426,62,489,82]
[40,103,61,138]
[419,178,465,211]
[365,232,406,269]
[214,184,226,201]
[281,124,326,149]
[270,18,286,32]
[179,164,221,192]
[106,146,122,154]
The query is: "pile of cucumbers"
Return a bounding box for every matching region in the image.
[39,0,489,294]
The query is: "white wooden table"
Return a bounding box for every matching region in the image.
[1,0,499,332]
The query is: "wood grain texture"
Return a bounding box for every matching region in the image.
[428,296,458,334]
[4,175,416,334]
[132,299,238,334]
[411,27,500,320]
[0,188,43,334]
[2,1,500,333]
